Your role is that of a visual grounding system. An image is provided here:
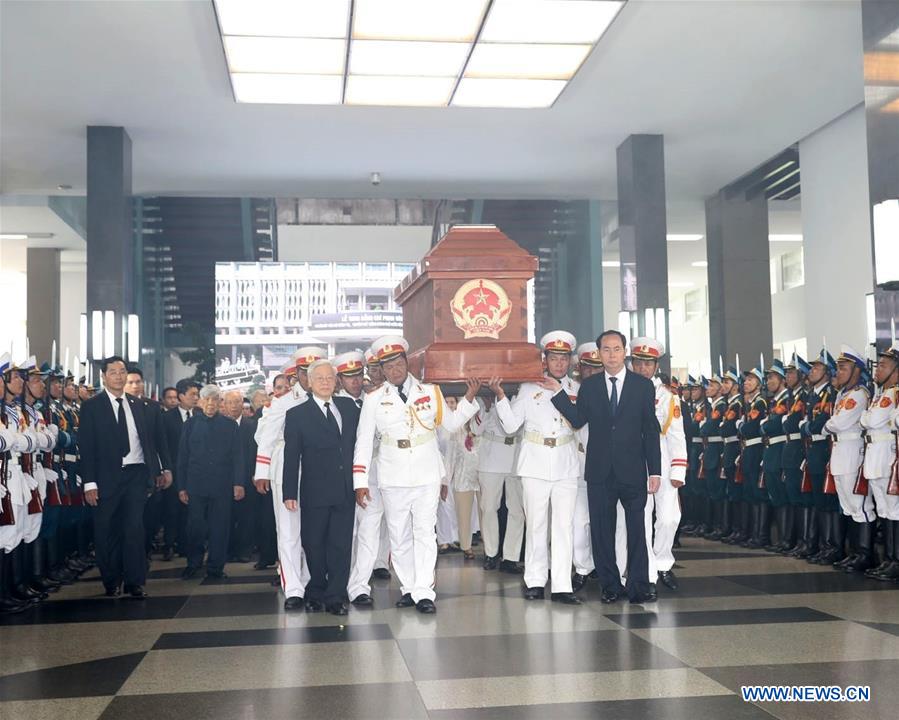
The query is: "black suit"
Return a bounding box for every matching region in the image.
[229,415,258,559]
[79,392,161,589]
[161,407,191,552]
[141,398,173,553]
[552,370,661,599]
[282,396,360,605]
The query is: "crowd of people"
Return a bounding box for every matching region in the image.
[1,329,897,617]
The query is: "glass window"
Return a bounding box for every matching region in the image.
[342,293,360,310]
[365,294,389,310]
[364,263,389,277]
[781,249,804,290]
[393,263,415,276]
[684,287,706,320]
[336,262,361,277]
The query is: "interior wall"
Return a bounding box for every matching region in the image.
[278,225,431,263]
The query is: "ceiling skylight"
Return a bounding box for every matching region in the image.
[213,0,624,107]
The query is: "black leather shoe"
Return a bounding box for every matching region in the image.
[0,596,30,614]
[13,584,43,601]
[205,570,228,579]
[123,584,147,598]
[327,602,349,616]
[254,560,275,570]
[162,547,175,562]
[416,598,436,614]
[304,598,325,613]
[523,586,545,600]
[500,560,523,574]
[103,583,122,597]
[395,593,415,608]
[181,566,201,580]
[551,592,582,605]
[371,568,391,581]
[31,577,61,594]
[483,555,498,571]
[351,593,373,606]
[658,570,679,590]
[600,589,621,604]
[284,596,303,611]
[629,591,657,604]
[571,573,589,593]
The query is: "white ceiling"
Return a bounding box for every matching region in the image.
[0,0,863,200]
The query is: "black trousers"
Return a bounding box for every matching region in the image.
[228,493,253,558]
[158,483,182,550]
[588,472,651,599]
[186,494,231,573]
[253,487,278,564]
[92,464,150,589]
[300,499,355,604]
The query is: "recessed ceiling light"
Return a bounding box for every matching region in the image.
[452,77,566,108]
[214,0,350,38]
[349,40,470,77]
[352,0,488,42]
[223,36,346,75]
[768,234,803,242]
[231,73,343,105]
[480,0,623,44]
[666,234,703,242]
[691,261,708,268]
[0,232,55,240]
[0,233,28,240]
[345,75,456,106]
[57,184,72,190]
[464,43,592,80]
[602,260,620,268]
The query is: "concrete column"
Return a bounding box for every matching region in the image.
[705,191,772,370]
[86,126,133,359]
[616,134,670,373]
[26,248,60,363]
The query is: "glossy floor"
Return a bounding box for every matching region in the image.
[1,539,898,719]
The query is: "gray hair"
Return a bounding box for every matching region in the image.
[307,359,335,377]
[199,383,221,400]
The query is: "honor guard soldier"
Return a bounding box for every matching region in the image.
[826,345,873,573]
[782,354,812,556]
[683,377,710,536]
[761,359,792,552]
[720,367,748,544]
[739,367,770,548]
[336,350,392,607]
[801,349,842,564]
[862,342,899,580]
[571,342,601,591]
[700,374,728,540]
[353,336,481,614]
[253,346,324,609]
[488,331,581,604]
[622,337,686,592]
[61,368,91,569]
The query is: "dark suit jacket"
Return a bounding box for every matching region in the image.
[163,407,189,483]
[235,415,257,490]
[282,396,360,508]
[79,391,162,492]
[140,397,172,475]
[176,413,243,497]
[551,370,661,484]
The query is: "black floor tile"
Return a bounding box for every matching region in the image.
[397,629,684,681]
[152,623,394,649]
[0,595,189,626]
[858,621,899,637]
[606,606,840,629]
[200,574,281,586]
[175,591,285,618]
[100,682,428,720]
[675,550,769,560]
[428,694,774,720]
[0,653,146,701]
[79,566,187,582]
[724,571,899,595]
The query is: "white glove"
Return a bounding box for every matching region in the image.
[24,473,38,491]
[75,474,83,487]
[0,483,7,500]
[44,468,59,484]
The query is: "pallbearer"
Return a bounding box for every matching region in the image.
[862,342,899,580]
[825,345,872,573]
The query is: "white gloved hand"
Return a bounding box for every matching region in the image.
[75,474,83,487]
[0,483,7,500]
[24,473,38,491]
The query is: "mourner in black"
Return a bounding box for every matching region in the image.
[282,360,360,616]
[161,378,199,559]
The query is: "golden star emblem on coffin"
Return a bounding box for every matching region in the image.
[450,278,512,340]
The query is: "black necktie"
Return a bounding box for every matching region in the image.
[324,401,340,436]
[355,398,363,409]
[609,376,619,417]
[117,398,131,457]
[396,385,408,404]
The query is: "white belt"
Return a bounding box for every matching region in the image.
[381,432,435,449]
[785,433,803,442]
[64,453,77,462]
[832,432,862,443]
[691,438,704,444]
[484,432,518,446]
[743,438,763,447]
[810,433,828,442]
[724,436,739,444]
[524,431,574,448]
[864,431,896,444]
[706,436,724,443]
[765,436,787,445]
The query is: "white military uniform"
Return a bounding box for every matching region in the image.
[253,385,312,599]
[862,384,899,520]
[496,375,580,593]
[435,425,459,546]
[353,373,478,603]
[342,389,391,600]
[476,404,524,562]
[1,403,38,553]
[573,424,593,576]
[825,383,872,522]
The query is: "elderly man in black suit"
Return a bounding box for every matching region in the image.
[544,330,662,604]
[79,356,164,598]
[222,389,256,563]
[177,385,244,579]
[282,360,360,616]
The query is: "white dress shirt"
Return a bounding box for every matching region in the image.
[313,394,342,433]
[179,406,192,423]
[605,366,626,401]
[106,390,145,466]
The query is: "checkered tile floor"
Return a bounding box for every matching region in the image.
[2,539,899,719]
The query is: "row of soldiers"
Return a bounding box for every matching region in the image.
[0,355,97,614]
[677,343,899,581]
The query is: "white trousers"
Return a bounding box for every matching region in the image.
[573,481,594,575]
[652,479,682,573]
[835,473,875,523]
[615,497,656,583]
[478,472,525,561]
[271,443,310,599]
[869,477,899,521]
[347,482,391,599]
[382,484,440,603]
[521,475,578,593]
[436,485,459,545]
